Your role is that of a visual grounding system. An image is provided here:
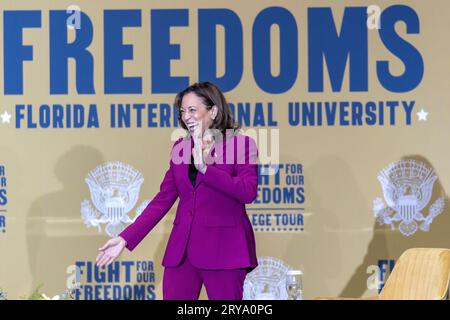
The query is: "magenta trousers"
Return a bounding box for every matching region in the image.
[162,250,248,300]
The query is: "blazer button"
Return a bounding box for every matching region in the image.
[189,211,193,216]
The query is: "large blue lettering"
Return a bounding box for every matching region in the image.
[104,10,142,94]
[4,11,41,94]
[308,7,368,92]
[253,7,298,93]
[198,9,243,92]
[377,5,423,92]
[50,10,95,94]
[151,9,189,93]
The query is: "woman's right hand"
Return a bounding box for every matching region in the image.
[96,236,127,267]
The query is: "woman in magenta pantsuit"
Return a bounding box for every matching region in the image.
[96,82,259,300]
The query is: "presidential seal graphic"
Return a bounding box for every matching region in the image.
[373,160,445,237]
[243,257,292,300]
[81,161,150,237]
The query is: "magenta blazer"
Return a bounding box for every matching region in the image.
[119,133,258,270]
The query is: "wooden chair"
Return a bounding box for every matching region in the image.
[316,248,450,300]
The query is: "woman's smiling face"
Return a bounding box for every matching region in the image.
[180,92,217,136]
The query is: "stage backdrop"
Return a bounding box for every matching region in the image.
[0,0,449,300]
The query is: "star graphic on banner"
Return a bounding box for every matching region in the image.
[0,111,12,124]
[416,108,429,121]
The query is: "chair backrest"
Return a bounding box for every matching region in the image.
[380,248,450,300]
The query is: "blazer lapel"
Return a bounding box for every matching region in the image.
[195,139,223,187]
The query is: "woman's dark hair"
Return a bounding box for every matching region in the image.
[174,82,241,137]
